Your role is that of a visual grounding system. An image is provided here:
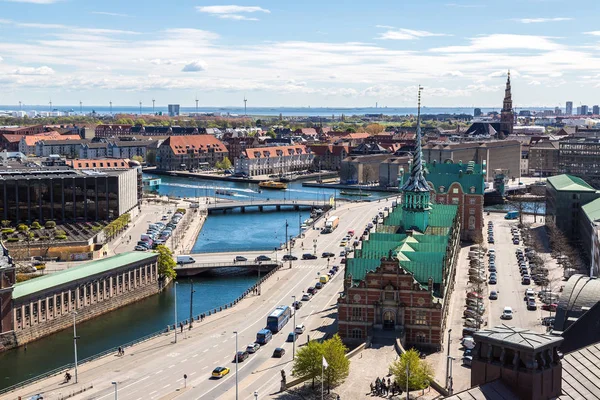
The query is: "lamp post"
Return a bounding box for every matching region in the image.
[313,239,317,255]
[234,331,239,400]
[174,282,178,343]
[448,356,455,395]
[189,280,195,330]
[254,391,258,400]
[289,235,293,269]
[292,295,296,360]
[445,329,452,390]
[112,381,118,400]
[72,311,79,383]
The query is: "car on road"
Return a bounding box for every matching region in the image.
[501,307,513,320]
[467,291,483,300]
[489,290,498,300]
[301,293,312,301]
[235,256,248,262]
[315,282,323,289]
[527,300,537,310]
[287,332,297,342]
[27,396,44,400]
[255,255,271,262]
[302,253,317,260]
[339,241,348,247]
[273,347,286,358]
[522,275,531,285]
[339,250,346,257]
[246,343,260,353]
[542,317,555,327]
[282,255,298,261]
[321,252,335,258]
[488,276,497,284]
[462,355,473,367]
[234,351,249,362]
[541,303,558,312]
[212,367,230,378]
[293,300,303,310]
[134,245,148,251]
[295,324,305,334]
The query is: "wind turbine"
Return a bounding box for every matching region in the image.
[109,101,113,115]
[152,99,155,113]
[244,96,247,116]
[80,101,83,113]
[195,96,199,113]
[139,101,142,115]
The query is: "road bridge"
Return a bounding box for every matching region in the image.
[175,260,282,276]
[206,199,330,214]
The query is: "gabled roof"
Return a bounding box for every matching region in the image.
[582,197,600,223]
[12,252,157,300]
[547,174,597,192]
[21,132,80,146]
[163,135,228,155]
[243,145,309,159]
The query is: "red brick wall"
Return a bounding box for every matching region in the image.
[430,184,483,241]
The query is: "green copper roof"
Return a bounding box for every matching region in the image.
[399,161,486,195]
[582,197,600,223]
[347,202,457,291]
[13,252,157,300]
[548,174,597,192]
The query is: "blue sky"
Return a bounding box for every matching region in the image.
[1,0,600,107]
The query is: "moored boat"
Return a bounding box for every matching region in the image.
[259,181,288,190]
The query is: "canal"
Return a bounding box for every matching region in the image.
[0,175,390,390]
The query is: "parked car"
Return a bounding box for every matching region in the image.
[302,253,317,260]
[467,292,483,300]
[273,347,286,358]
[287,332,297,342]
[527,300,537,310]
[462,337,476,350]
[321,252,335,258]
[315,282,323,289]
[282,255,298,261]
[542,317,555,327]
[541,303,558,312]
[295,324,306,334]
[522,275,531,285]
[489,290,498,300]
[246,343,260,353]
[462,355,473,367]
[293,300,303,310]
[301,293,312,301]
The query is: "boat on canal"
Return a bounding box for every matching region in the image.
[259,181,288,190]
[340,190,371,197]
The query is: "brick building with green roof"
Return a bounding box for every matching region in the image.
[338,90,461,350]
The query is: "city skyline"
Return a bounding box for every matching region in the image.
[1,0,600,107]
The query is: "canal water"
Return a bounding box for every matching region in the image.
[0,175,389,390]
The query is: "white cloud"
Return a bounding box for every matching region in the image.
[528,80,542,85]
[182,60,207,72]
[377,28,450,40]
[431,34,562,52]
[515,17,572,24]
[584,31,600,36]
[196,5,270,21]
[13,66,54,75]
[445,3,485,7]
[91,11,129,17]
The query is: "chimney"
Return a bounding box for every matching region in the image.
[472,326,563,400]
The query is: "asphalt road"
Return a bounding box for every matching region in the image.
[7,198,396,400]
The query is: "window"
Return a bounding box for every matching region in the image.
[469,216,476,230]
[469,208,475,215]
[439,186,445,193]
[416,332,427,343]
[414,311,427,325]
[352,307,362,320]
[452,188,458,193]
[451,197,459,205]
[469,198,476,205]
[351,329,363,339]
[385,292,395,301]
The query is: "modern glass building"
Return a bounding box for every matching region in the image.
[0,167,138,224]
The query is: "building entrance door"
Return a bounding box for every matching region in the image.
[383,310,395,330]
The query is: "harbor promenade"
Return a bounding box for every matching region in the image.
[3,198,396,400]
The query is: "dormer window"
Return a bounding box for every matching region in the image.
[470,186,476,193]
[439,186,445,193]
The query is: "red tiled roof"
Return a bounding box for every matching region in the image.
[1,134,23,143]
[243,145,309,159]
[165,135,228,154]
[68,159,131,169]
[22,132,80,146]
[300,128,318,136]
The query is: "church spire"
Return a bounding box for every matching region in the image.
[500,69,514,137]
[401,86,430,193]
[503,69,512,112]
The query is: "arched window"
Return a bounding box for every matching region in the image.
[468,216,476,230]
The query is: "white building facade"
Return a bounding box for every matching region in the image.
[234,145,313,177]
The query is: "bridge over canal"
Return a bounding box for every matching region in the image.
[206,199,330,214]
[175,260,283,276]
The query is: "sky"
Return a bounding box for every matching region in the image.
[1,0,600,108]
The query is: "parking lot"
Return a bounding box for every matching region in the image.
[434,212,564,394]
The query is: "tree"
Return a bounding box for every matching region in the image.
[155,245,177,279]
[322,334,350,391]
[146,151,157,165]
[390,348,433,391]
[216,157,232,170]
[1,220,10,228]
[132,155,144,163]
[291,340,323,388]
[365,123,385,135]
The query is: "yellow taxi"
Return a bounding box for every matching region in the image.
[211,366,230,378]
[339,241,348,247]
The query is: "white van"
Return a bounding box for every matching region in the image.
[295,324,305,334]
[501,307,513,320]
[176,255,196,264]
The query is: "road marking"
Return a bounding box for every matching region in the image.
[155,370,163,374]
[193,354,199,357]
[168,364,175,368]
[177,378,184,382]
[163,384,171,388]
[201,366,207,370]
[191,371,198,375]
[181,358,188,362]
[95,376,150,400]
[149,391,157,395]
[212,344,218,348]
[203,349,208,353]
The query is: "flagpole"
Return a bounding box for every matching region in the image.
[406,359,409,400]
[321,359,324,400]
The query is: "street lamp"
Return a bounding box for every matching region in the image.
[111,381,118,400]
[445,329,452,390]
[292,295,296,360]
[448,356,456,395]
[234,331,239,400]
[313,239,317,255]
[72,311,79,383]
[174,282,178,343]
[254,391,258,400]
